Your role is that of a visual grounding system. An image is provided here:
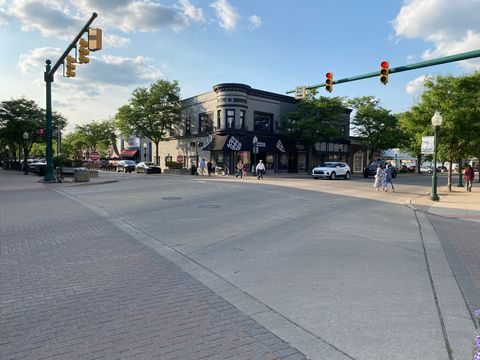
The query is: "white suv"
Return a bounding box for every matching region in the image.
[312,162,351,180]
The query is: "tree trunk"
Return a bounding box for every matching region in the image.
[447,161,452,192]
[416,154,422,174]
[307,145,312,172]
[155,140,160,166]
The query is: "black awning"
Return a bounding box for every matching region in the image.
[203,134,297,153]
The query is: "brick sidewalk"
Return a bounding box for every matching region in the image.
[0,177,306,360]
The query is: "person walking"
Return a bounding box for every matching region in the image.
[235,160,244,178]
[242,163,248,179]
[256,160,265,180]
[207,160,213,176]
[385,164,395,192]
[464,164,475,192]
[199,158,206,175]
[373,164,385,191]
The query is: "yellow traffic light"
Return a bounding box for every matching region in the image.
[380,61,389,85]
[65,55,76,77]
[88,28,102,51]
[78,38,90,64]
[325,72,333,93]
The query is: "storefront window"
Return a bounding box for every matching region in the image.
[266,153,274,170]
[199,113,213,133]
[279,154,288,171]
[217,110,221,129]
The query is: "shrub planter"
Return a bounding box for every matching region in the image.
[61,167,75,177]
[163,168,190,175]
[89,170,99,178]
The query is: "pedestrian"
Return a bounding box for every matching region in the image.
[207,159,213,176]
[464,164,475,192]
[385,164,395,192]
[199,158,206,175]
[373,164,385,191]
[235,160,244,178]
[256,160,265,180]
[242,163,248,179]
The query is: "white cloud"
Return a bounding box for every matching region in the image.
[406,75,427,95]
[210,0,239,32]
[179,0,205,24]
[9,0,84,39]
[17,47,63,74]
[392,0,480,70]
[248,14,261,29]
[104,34,130,48]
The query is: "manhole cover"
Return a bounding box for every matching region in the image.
[162,197,182,200]
[198,204,220,209]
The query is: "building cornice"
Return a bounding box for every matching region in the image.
[213,83,297,104]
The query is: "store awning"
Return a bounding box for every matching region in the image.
[203,134,296,153]
[121,149,138,158]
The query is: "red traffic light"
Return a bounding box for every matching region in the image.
[381,61,389,68]
[326,72,333,79]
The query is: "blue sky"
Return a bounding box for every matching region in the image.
[1,0,479,132]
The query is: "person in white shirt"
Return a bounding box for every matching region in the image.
[256,160,266,179]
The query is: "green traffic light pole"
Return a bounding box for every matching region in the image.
[286,49,480,93]
[43,12,98,182]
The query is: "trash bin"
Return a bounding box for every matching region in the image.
[73,167,90,182]
[191,165,197,175]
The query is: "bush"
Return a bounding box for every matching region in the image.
[73,159,84,167]
[166,161,183,169]
[53,155,73,167]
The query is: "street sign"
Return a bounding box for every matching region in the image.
[89,151,100,161]
[176,155,184,163]
[421,136,434,154]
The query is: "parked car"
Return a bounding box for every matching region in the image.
[363,161,397,178]
[420,166,433,174]
[28,160,47,175]
[312,162,351,180]
[116,160,136,173]
[135,162,161,174]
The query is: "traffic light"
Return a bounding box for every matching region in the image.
[65,55,76,77]
[78,38,90,64]
[88,28,103,51]
[325,72,333,93]
[380,61,389,85]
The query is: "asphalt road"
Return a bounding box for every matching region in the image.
[54,172,474,360]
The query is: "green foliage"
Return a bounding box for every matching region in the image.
[165,161,184,169]
[115,79,183,165]
[348,96,402,161]
[72,159,84,167]
[53,155,72,167]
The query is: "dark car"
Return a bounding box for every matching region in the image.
[116,160,136,173]
[363,161,397,178]
[135,162,161,174]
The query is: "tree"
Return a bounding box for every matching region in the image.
[284,96,346,171]
[348,96,402,163]
[75,120,115,153]
[411,73,480,191]
[0,98,66,168]
[115,80,183,165]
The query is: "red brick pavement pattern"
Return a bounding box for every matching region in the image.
[0,184,307,360]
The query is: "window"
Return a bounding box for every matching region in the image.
[226,109,235,128]
[239,110,245,129]
[254,112,273,132]
[217,110,221,129]
[199,113,213,133]
[185,117,191,135]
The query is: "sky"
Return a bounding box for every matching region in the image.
[0,0,479,133]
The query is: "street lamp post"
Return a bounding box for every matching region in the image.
[430,111,443,201]
[252,136,258,175]
[143,143,147,162]
[5,145,9,170]
[23,132,29,175]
